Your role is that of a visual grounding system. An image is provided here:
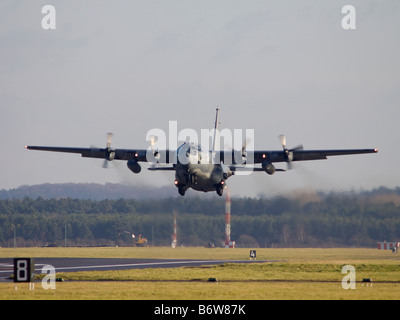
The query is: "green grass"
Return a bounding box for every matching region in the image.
[2,246,399,262]
[1,247,399,299]
[4,281,399,300]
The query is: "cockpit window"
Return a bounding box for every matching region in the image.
[190,145,198,155]
[177,143,205,164]
[178,143,202,153]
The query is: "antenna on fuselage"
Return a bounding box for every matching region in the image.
[212,105,221,153]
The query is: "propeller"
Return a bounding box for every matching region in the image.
[278,134,303,170]
[147,135,161,168]
[150,135,160,159]
[224,137,251,165]
[240,137,253,164]
[103,132,115,168]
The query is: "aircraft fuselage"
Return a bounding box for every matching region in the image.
[173,142,229,196]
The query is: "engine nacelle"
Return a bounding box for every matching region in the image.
[262,161,276,175]
[127,159,141,174]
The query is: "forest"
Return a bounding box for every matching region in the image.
[0,186,399,248]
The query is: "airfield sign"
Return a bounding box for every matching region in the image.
[13,258,35,283]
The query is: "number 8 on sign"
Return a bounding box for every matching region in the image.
[14,258,35,283]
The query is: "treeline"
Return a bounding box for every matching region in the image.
[0,183,176,200]
[0,187,399,248]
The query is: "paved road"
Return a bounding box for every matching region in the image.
[0,257,269,279]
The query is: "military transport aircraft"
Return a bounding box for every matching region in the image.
[25,107,378,196]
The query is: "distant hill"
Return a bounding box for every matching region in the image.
[0,183,178,200]
[1,183,400,202]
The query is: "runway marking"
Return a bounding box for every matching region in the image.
[0,264,13,276]
[38,260,259,272]
[0,259,270,278]
[0,264,13,267]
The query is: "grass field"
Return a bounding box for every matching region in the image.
[1,247,399,300]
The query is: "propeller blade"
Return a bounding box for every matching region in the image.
[242,137,252,151]
[106,132,113,149]
[279,134,287,149]
[103,132,115,166]
[241,137,251,159]
[290,144,304,151]
[150,135,158,148]
[278,135,303,170]
[149,135,159,158]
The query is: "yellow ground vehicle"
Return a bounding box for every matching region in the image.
[134,234,148,247]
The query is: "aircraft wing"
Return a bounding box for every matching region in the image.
[26,145,377,165]
[25,145,182,165]
[220,148,378,165]
[25,146,149,162]
[253,148,378,163]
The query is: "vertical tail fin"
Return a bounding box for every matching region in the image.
[212,105,221,153]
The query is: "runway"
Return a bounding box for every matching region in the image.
[0,257,270,279]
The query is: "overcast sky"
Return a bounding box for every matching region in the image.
[1,0,398,198]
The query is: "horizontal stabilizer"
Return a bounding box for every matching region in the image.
[148,166,175,171]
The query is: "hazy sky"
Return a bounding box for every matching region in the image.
[1,1,398,197]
